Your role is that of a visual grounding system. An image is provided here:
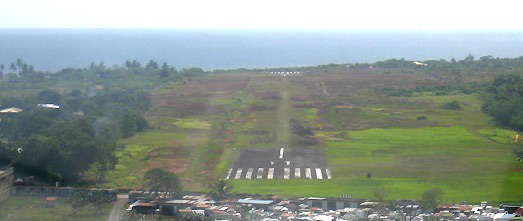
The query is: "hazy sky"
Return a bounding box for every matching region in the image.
[0,0,521,29]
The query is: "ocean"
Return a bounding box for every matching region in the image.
[0,29,522,72]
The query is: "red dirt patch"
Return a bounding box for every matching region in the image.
[145,158,192,174]
[510,168,523,173]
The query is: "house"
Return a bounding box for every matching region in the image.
[130,203,158,214]
[156,200,191,216]
[37,104,59,109]
[0,107,22,113]
[0,166,14,202]
[237,199,274,209]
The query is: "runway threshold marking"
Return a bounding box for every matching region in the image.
[284,168,290,179]
[257,168,264,179]
[246,168,253,179]
[295,168,301,178]
[305,168,312,179]
[316,168,323,179]
[234,168,243,179]
[326,169,332,179]
[225,168,232,179]
[268,168,274,179]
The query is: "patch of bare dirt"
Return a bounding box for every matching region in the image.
[249,105,278,111]
[255,91,280,100]
[510,168,523,173]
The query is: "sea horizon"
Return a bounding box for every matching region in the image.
[1,28,522,72]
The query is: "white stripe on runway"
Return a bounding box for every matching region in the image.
[305,168,312,179]
[268,168,274,179]
[326,168,332,179]
[256,168,264,179]
[316,168,323,179]
[246,168,253,179]
[284,168,290,179]
[294,168,301,178]
[234,168,243,179]
[279,148,284,159]
[225,168,232,180]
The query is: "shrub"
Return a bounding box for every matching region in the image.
[441,101,463,110]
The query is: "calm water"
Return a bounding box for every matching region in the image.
[0,29,522,72]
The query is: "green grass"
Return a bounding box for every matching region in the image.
[345,126,485,146]
[478,128,519,144]
[226,94,523,203]
[97,70,523,203]
[0,196,113,221]
[229,172,523,204]
[172,118,212,129]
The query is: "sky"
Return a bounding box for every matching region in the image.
[0,0,522,30]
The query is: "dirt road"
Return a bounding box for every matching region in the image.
[108,195,128,221]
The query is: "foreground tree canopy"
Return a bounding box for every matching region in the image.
[143,168,183,200]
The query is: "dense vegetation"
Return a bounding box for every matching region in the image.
[0,59,194,184]
[482,74,523,131]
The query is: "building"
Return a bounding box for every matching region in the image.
[0,107,22,113]
[0,166,14,202]
[37,104,60,109]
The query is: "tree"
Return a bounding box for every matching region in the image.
[15,58,23,71]
[421,188,443,212]
[441,101,463,110]
[125,60,142,68]
[36,89,62,104]
[9,63,16,72]
[451,69,463,84]
[208,179,232,201]
[160,62,171,78]
[143,168,183,200]
[463,53,474,63]
[145,60,159,69]
[93,138,119,182]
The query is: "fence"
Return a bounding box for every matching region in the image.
[11,186,117,201]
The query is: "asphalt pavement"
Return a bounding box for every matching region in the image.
[225,148,331,180]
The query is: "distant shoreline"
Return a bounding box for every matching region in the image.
[1,29,522,72]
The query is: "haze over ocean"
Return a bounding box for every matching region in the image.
[0,29,522,72]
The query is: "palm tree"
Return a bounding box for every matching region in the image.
[15,58,23,71]
[208,179,233,201]
[9,63,16,72]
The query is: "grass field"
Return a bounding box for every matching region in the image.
[100,69,523,203]
[0,196,113,221]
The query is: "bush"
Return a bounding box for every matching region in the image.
[441,101,463,110]
[435,91,449,96]
[417,116,427,120]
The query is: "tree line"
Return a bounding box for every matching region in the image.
[0,59,193,185]
[0,88,151,184]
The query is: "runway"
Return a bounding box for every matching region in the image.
[225,148,331,180]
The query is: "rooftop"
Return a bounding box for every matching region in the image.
[238,199,274,205]
[0,107,22,113]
